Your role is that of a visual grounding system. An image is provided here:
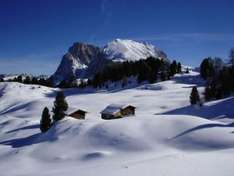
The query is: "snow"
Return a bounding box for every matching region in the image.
[0,71,234,176]
[103,39,167,62]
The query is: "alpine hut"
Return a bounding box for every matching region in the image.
[101,104,135,120]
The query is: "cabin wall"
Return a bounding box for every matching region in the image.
[121,107,135,116]
[101,112,121,119]
[70,113,85,119]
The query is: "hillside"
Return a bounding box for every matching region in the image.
[0,72,234,176]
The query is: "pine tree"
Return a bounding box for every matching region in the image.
[204,85,213,101]
[190,86,200,105]
[24,76,31,84]
[16,75,23,83]
[40,107,51,132]
[121,76,128,87]
[200,58,214,80]
[229,48,234,67]
[169,60,177,76]
[32,77,39,85]
[160,71,167,81]
[177,62,182,73]
[52,91,68,121]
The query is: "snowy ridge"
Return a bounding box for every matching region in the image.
[103,39,167,62]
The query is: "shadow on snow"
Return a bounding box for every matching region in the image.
[159,97,234,120]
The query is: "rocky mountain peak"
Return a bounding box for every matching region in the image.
[51,39,168,85]
[68,42,101,66]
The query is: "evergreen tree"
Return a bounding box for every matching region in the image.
[213,57,224,74]
[204,85,214,101]
[52,91,68,121]
[229,48,234,67]
[24,76,31,84]
[169,60,177,76]
[79,80,86,89]
[148,71,157,83]
[58,80,69,88]
[16,75,23,83]
[200,58,214,80]
[31,77,38,84]
[160,71,167,81]
[190,86,201,105]
[137,72,145,83]
[177,62,182,73]
[40,107,51,132]
[121,76,128,87]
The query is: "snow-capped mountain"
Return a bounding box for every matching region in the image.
[51,39,168,84]
[103,39,167,62]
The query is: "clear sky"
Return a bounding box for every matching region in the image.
[0,0,234,75]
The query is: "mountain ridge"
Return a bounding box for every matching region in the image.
[51,39,168,85]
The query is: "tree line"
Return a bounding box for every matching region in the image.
[1,57,184,89]
[86,57,182,89]
[200,49,234,101]
[0,75,53,87]
[189,48,234,106]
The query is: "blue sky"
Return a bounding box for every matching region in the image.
[0,0,234,75]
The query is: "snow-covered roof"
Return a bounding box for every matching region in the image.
[101,104,135,115]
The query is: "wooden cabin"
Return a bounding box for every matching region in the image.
[69,109,87,119]
[101,104,136,120]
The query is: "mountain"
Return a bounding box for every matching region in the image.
[103,39,167,62]
[51,43,104,85]
[51,39,168,85]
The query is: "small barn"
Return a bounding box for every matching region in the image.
[69,109,87,119]
[101,104,136,120]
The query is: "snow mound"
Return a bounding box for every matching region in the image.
[1,72,234,175]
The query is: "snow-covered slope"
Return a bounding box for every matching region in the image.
[1,72,234,176]
[103,39,167,62]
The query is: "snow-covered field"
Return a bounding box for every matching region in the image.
[0,72,234,176]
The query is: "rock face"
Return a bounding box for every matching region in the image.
[67,42,101,65]
[51,39,168,85]
[51,43,103,85]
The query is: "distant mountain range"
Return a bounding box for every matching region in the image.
[51,39,168,85]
